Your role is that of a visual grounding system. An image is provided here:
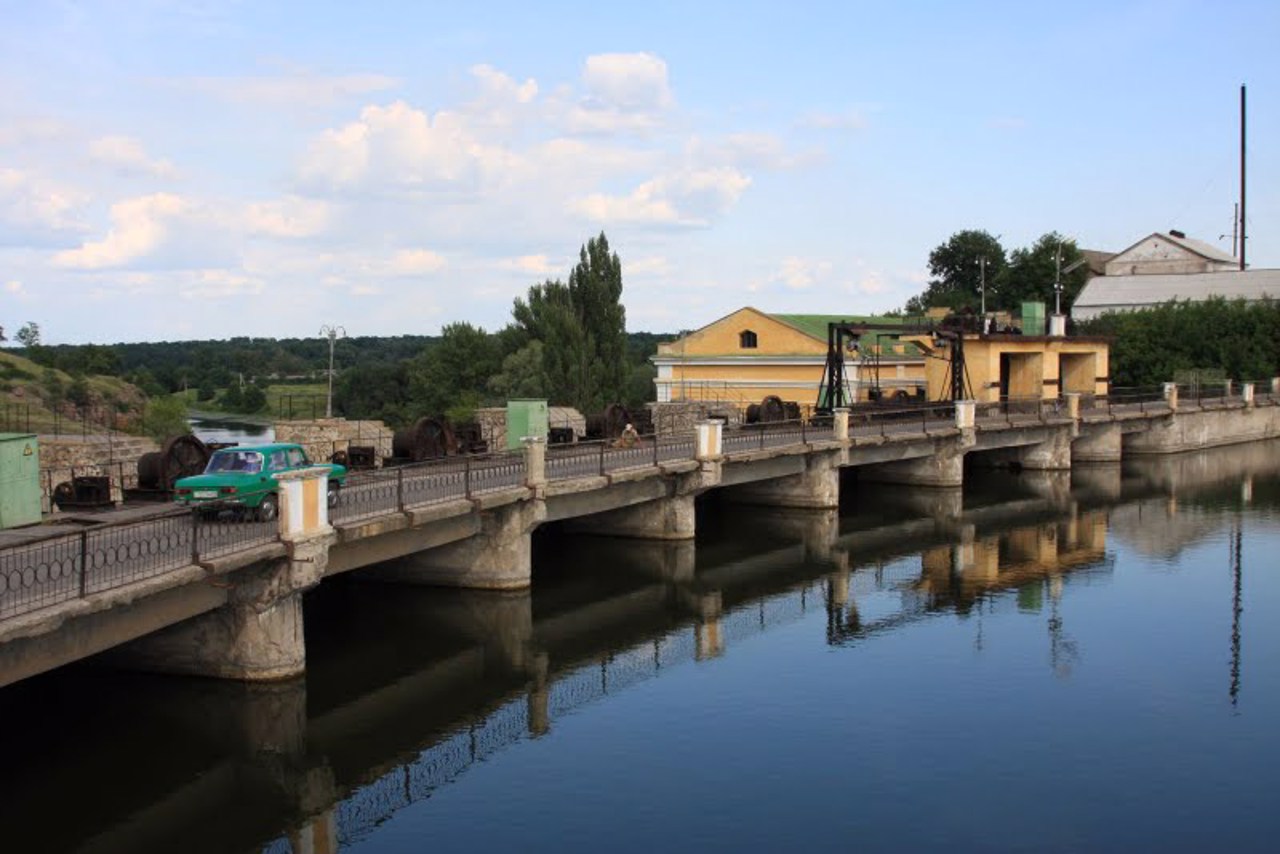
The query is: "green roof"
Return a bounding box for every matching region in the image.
[769,314,924,356]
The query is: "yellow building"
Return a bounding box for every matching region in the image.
[924,333,1111,403]
[654,306,1111,409]
[652,307,927,410]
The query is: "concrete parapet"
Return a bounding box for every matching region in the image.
[1064,393,1081,420]
[1243,383,1255,407]
[955,400,975,430]
[833,409,850,441]
[1163,382,1179,411]
[695,421,723,460]
[523,436,547,491]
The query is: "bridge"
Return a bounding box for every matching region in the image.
[4,439,1271,854]
[0,383,1276,688]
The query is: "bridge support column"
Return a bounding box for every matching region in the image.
[722,448,841,508]
[1072,421,1122,463]
[575,492,697,540]
[860,434,969,487]
[108,530,335,680]
[364,500,543,590]
[972,425,1074,471]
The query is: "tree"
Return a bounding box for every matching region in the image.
[511,233,628,411]
[141,396,190,442]
[1003,232,1088,314]
[406,322,501,417]
[905,230,1007,314]
[488,340,548,400]
[15,322,40,348]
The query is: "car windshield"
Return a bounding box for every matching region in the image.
[206,451,263,474]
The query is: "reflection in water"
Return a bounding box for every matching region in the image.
[0,440,1278,852]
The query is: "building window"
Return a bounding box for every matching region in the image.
[739,330,758,349]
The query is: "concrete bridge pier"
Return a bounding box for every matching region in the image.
[972,424,1074,472]
[363,500,544,590]
[574,492,698,540]
[723,448,842,508]
[1072,421,1123,463]
[859,433,970,488]
[109,529,336,681]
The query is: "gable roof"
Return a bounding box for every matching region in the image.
[1074,269,1280,311]
[1111,231,1236,265]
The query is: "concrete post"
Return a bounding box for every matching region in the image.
[1225,379,1234,398]
[1162,382,1179,411]
[695,420,722,460]
[955,400,975,430]
[833,408,850,441]
[276,467,331,540]
[1242,383,1255,407]
[1272,377,1280,398]
[1064,392,1081,420]
[523,436,546,492]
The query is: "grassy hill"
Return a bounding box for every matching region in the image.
[0,351,148,435]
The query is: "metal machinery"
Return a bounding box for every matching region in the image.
[744,395,802,424]
[133,435,212,496]
[584,403,651,442]
[816,317,975,414]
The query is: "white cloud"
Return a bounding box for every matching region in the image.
[53,192,188,269]
[88,135,176,178]
[386,248,447,275]
[178,268,265,299]
[470,64,538,105]
[0,168,90,236]
[774,256,834,290]
[582,53,672,111]
[499,254,558,276]
[244,195,331,238]
[5,279,26,297]
[571,167,751,227]
[688,133,815,171]
[298,100,513,194]
[551,52,675,135]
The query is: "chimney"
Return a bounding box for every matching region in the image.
[1169,229,1186,239]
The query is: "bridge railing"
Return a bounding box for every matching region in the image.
[1089,387,1170,415]
[847,405,956,439]
[545,432,699,480]
[0,508,275,622]
[975,397,1066,426]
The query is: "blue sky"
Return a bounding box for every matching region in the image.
[2,0,1277,344]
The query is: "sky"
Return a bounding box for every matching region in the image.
[2,0,1278,345]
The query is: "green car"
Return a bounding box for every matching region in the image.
[173,443,347,521]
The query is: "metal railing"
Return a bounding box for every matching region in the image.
[1081,387,1169,416]
[0,507,277,622]
[974,397,1066,425]
[847,405,956,439]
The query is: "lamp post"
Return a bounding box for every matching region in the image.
[320,324,346,419]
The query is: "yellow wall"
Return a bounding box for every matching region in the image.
[925,336,1111,402]
[657,308,927,407]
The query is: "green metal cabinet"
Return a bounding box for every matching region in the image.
[506,399,548,450]
[0,433,42,528]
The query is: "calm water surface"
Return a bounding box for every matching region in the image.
[2,441,1278,853]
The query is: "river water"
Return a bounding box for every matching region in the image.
[1,441,1278,853]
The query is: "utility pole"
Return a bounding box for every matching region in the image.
[320,324,346,419]
[979,256,987,319]
[1239,84,1247,271]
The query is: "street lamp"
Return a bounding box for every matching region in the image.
[320,324,346,419]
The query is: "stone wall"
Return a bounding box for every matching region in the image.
[273,419,395,466]
[647,401,744,438]
[38,434,160,513]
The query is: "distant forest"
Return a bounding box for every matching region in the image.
[13,329,672,427]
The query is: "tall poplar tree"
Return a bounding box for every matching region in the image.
[511,233,628,411]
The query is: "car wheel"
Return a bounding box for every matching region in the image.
[327,481,341,509]
[256,494,279,523]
